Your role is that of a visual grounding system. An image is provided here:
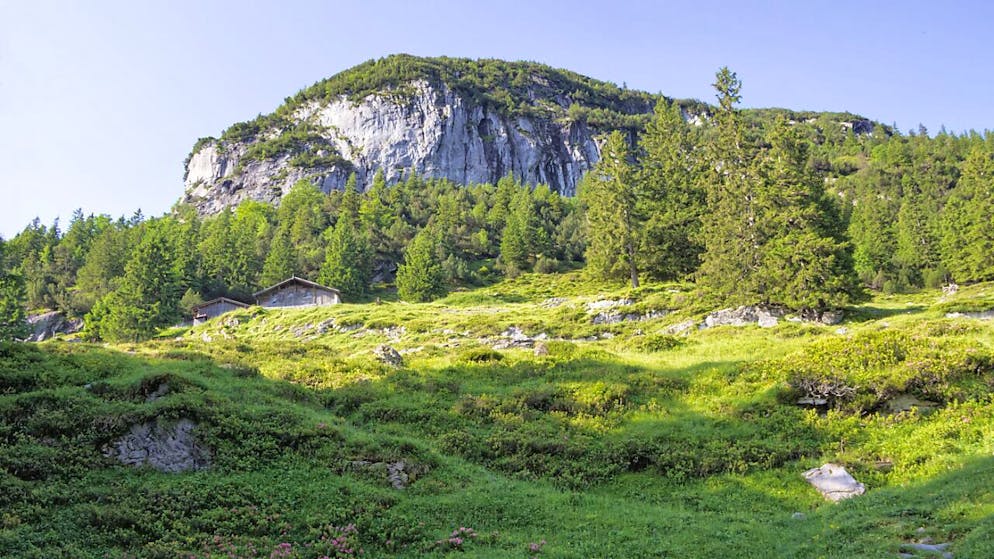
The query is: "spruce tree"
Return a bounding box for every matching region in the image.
[754,118,863,310]
[318,213,372,298]
[941,147,994,282]
[260,227,296,286]
[499,186,536,276]
[278,181,328,277]
[360,169,396,262]
[697,67,761,303]
[580,130,640,287]
[396,227,446,302]
[74,222,130,313]
[637,99,704,279]
[86,221,181,342]
[0,239,29,341]
[698,71,861,311]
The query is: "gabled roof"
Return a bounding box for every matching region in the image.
[252,276,341,299]
[191,296,251,313]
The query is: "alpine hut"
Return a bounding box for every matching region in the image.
[253,276,341,308]
[191,297,250,325]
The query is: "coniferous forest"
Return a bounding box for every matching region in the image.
[3,67,992,341]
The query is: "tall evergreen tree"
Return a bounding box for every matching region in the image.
[396,226,446,302]
[73,221,131,313]
[941,147,994,282]
[580,131,640,287]
[278,181,328,276]
[754,118,863,310]
[318,213,372,298]
[697,67,762,303]
[499,186,537,276]
[360,169,396,263]
[86,221,181,342]
[698,71,861,310]
[637,99,704,279]
[0,239,29,341]
[260,227,296,286]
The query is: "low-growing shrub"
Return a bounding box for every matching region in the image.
[459,348,504,363]
[628,334,683,353]
[773,330,994,413]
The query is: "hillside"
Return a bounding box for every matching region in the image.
[181,54,874,215]
[3,273,993,557]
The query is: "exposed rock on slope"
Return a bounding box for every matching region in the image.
[26,311,83,342]
[182,56,661,215]
[103,418,211,473]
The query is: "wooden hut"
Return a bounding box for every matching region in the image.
[253,276,341,308]
[191,297,250,325]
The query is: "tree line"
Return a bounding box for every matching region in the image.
[581,67,994,305]
[3,67,994,342]
[0,170,582,341]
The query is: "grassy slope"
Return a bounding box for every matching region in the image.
[2,273,993,558]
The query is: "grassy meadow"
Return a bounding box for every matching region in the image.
[2,273,993,557]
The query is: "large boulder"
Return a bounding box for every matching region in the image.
[802,463,865,502]
[26,311,83,342]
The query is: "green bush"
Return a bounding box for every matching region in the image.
[628,334,683,352]
[459,347,504,363]
[774,330,994,413]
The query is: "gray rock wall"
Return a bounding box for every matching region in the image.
[183,81,606,215]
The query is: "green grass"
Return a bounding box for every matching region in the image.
[3,273,994,557]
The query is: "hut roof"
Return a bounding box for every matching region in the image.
[252,276,341,299]
[191,297,251,313]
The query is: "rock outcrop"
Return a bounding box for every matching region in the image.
[945,309,994,320]
[702,306,786,329]
[373,344,404,367]
[103,418,211,473]
[184,78,615,215]
[26,311,83,342]
[700,306,844,329]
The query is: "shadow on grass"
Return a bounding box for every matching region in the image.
[844,304,928,323]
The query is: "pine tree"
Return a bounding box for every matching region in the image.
[86,221,182,342]
[0,239,29,341]
[360,169,396,262]
[278,181,328,277]
[580,131,640,287]
[261,227,296,286]
[341,173,362,221]
[848,185,898,288]
[74,222,130,313]
[198,207,234,295]
[637,99,704,279]
[754,118,863,310]
[697,67,762,303]
[318,213,372,298]
[396,227,446,302]
[941,147,994,282]
[698,71,861,310]
[499,186,537,276]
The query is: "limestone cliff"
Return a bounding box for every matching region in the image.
[182,56,661,215]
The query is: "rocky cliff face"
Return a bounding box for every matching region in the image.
[184,79,614,215]
[181,55,879,216]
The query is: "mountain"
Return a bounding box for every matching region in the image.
[181,54,873,215]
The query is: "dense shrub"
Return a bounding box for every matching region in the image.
[772,330,994,413]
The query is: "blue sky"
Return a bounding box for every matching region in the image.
[2,0,992,238]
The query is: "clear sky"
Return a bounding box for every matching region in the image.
[2,0,992,238]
